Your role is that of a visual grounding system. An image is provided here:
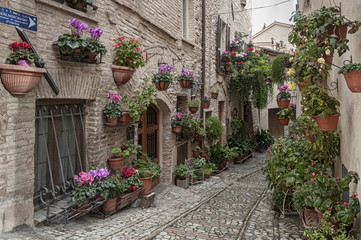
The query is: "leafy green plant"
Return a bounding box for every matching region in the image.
[210,143,228,164]
[277,106,295,119]
[271,54,290,84]
[6,49,38,64]
[84,38,106,55]
[111,142,140,159]
[205,117,223,141]
[65,0,93,7]
[230,117,247,141]
[254,129,274,148]
[338,63,361,73]
[211,87,220,93]
[152,64,174,83]
[173,164,193,179]
[113,36,146,69]
[188,99,200,107]
[133,152,161,178]
[54,33,86,56]
[103,102,122,118]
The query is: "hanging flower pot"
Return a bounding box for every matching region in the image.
[140,177,152,194]
[302,208,322,228]
[108,156,124,170]
[112,65,135,85]
[154,81,170,91]
[201,102,210,109]
[276,99,290,108]
[119,111,133,124]
[0,64,46,95]
[314,114,340,131]
[343,70,361,92]
[105,117,118,126]
[172,125,182,133]
[71,0,86,10]
[278,117,290,125]
[335,24,348,39]
[211,92,219,99]
[189,106,198,114]
[179,79,191,88]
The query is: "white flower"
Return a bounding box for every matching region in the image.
[317,57,325,64]
[325,49,331,56]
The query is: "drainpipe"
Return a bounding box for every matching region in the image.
[200,0,206,120]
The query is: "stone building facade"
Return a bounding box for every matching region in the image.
[298,0,361,229]
[0,0,251,233]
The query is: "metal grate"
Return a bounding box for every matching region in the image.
[34,104,88,209]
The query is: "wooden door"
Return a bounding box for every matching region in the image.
[268,108,284,137]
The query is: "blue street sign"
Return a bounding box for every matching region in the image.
[0,6,37,31]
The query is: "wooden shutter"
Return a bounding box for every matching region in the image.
[241,0,247,7]
[226,24,230,51]
[216,15,222,73]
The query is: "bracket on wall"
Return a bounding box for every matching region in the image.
[16,27,59,95]
[144,45,167,64]
[191,73,204,98]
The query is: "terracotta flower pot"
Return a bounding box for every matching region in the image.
[154,81,170,91]
[278,117,290,126]
[105,117,118,126]
[16,60,32,67]
[119,111,133,124]
[200,152,207,158]
[218,162,226,170]
[108,156,124,170]
[189,106,198,114]
[0,64,46,95]
[201,102,210,109]
[211,92,218,99]
[276,99,290,108]
[344,70,361,92]
[179,79,191,88]
[315,114,340,131]
[173,125,182,133]
[103,198,117,212]
[140,177,152,194]
[111,65,135,85]
[193,149,200,157]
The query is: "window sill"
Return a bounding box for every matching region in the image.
[35,0,99,23]
[182,39,196,47]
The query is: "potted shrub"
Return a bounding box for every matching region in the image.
[108,143,139,170]
[203,163,216,178]
[211,87,220,99]
[133,152,161,194]
[173,164,192,188]
[152,64,174,91]
[192,146,201,157]
[210,143,228,170]
[171,112,184,133]
[338,63,361,92]
[84,27,106,61]
[276,106,294,126]
[112,36,146,85]
[201,94,211,109]
[301,85,340,131]
[122,78,158,122]
[65,0,93,10]
[1,41,46,95]
[187,99,200,114]
[205,117,223,142]
[103,92,122,126]
[276,85,291,108]
[188,158,207,182]
[178,68,194,88]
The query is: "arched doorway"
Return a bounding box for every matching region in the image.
[137,104,159,163]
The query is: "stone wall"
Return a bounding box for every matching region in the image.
[0,0,251,232]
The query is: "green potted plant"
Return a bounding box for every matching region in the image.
[205,117,223,142]
[301,85,340,131]
[276,85,291,108]
[108,143,139,170]
[152,64,174,91]
[65,0,93,10]
[201,94,211,109]
[102,92,122,126]
[276,106,295,126]
[210,143,228,169]
[200,146,210,160]
[70,170,98,212]
[187,99,200,114]
[203,163,216,178]
[192,146,201,157]
[211,87,220,99]
[121,78,158,122]
[188,158,207,182]
[133,152,161,194]
[338,63,361,93]
[0,41,45,95]
[270,54,291,84]
[178,68,194,88]
[173,163,193,188]
[112,36,146,85]
[84,27,106,61]
[171,112,184,133]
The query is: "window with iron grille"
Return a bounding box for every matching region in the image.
[216,16,230,73]
[34,102,87,209]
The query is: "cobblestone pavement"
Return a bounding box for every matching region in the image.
[0,152,304,240]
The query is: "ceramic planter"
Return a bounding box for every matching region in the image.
[315,114,340,131]
[108,156,124,170]
[211,92,218,99]
[201,102,210,109]
[278,118,290,126]
[0,64,46,95]
[343,70,361,92]
[16,60,32,67]
[189,106,198,114]
[179,79,191,88]
[154,81,170,91]
[172,125,182,133]
[112,65,135,85]
[276,99,290,108]
[140,177,152,194]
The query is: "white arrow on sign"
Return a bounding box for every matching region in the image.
[28,17,35,28]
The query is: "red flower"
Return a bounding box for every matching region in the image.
[344,202,350,206]
[248,47,253,51]
[231,52,237,56]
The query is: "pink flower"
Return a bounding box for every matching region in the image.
[344,202,350,206]
[336,176,340,180]
[312,172,316,176]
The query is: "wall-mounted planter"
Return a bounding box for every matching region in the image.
[315,114,340,131]
[343,70,361,92]
[154,81,170,91]
[211,93,219,99]
[112,65,135,85]
[179,79,191,88]
[0,64,46,95]
[201,102,210,109]
[119,111,133,124]
[278,117,289,126]
[189,106,198,114]
[276,99,290,108]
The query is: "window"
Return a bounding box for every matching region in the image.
[182,0,194,41]
[34,102,86,209]
[216,16,230,73]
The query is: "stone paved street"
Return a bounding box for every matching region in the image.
[0,152,303,240]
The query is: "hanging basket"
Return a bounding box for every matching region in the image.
[119,111,133,124]
[343,70,361,92]
[179,79,191,88]
[154,81,170,91]
[278,117,290,126]
[0,64,46,95]
[201,102,210,109]
[276,99,290,108]
[334,24,348,39]
[315,114,340,131]
[189,106,198,114]
[172,125,182,133]
[111,65,135,85]
[211,92,219,99]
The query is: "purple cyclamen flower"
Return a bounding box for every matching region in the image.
[222,50,229,54]
[277,85,288,92]
[107,92,121,103]
[203,94,210,99]
[174,112,184,120]
[242,53,247,57]
[291,133,295,138]
[249,40,253,43]
[89,27,103,40]
[159,64,175,74]
[237,36,242,40]
[231,40,236,44]
[69,19,88,37]
[90,168,109,181]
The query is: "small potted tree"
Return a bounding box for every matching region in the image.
[338,63,361,93]
[178,68,194,88]
[187,99,200,114]
[0,41,46,95]
[112,36,146,85]
[276,106,294,126]
[276,85,291,108]
[211,87,220,99]
[103,92,122,126]
[152,64,174,91]
[201,94,211,109]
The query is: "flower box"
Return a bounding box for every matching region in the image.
[116,187,145,211]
